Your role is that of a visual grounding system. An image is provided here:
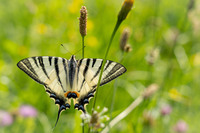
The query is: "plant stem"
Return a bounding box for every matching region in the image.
[108,79,118,131]
[102,96,144,133]
[81,36,85,133]
[82,36,85,58]
[108,51,125,130]
[160,1,189,91]
[82,119,84,133]
[92,19,121,112]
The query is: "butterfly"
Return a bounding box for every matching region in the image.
[17,55,126,126]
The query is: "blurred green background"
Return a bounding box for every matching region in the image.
[0,0,200,132]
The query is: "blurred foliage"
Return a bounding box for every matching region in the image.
[0,0,200,132]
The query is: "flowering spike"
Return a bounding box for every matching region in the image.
[118,0,134,22]
[124,44,132,52]
[120,28,132,52]
[79,6,87,37]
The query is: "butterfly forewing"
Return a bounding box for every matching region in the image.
[17,56,70,97]
[77,58,126,88]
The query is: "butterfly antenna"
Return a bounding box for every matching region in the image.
[61,44,73,55]
[73,46,86,56]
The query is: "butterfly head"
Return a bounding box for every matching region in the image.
[70,55,76,61]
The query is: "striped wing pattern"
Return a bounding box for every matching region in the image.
[75,58,126,110]
[17,56,70,99]
[17,55,126,125]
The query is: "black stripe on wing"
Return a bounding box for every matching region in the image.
[62,58,68,87]
[77,59,83,84]
[54,57,64,91]
[101,63,126,86]
[49,56,52,66]
[92,58,96,67]
[83,59,90,77]
[90,60,103,81]
[38,56,50,79]
[17,59,46,85]
[104,60,113,71]
[32,57,39,67]
[104,63,121,78]
[68,58,76,88]
[79,59,91,91]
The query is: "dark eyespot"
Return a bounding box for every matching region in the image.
[78,105,84,111]
[71,93,77,98]
[65,103,70,108]
[83,99,89,104]
[50,93,56,98]
[67,93,72,98]
[60,105,66,110]
[74,104,79,109]
[55,99,60,104]
[87,93,94,98]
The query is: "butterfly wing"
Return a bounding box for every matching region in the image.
[74,58,126,112]
[17,56,71,109]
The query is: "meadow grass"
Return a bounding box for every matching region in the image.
[0,0,199,133]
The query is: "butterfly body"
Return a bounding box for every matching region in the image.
[17,55,126,125]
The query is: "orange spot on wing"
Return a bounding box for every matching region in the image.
[64,91,71,98]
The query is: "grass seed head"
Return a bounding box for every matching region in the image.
[120,28,132,52]
[79,6,87,37]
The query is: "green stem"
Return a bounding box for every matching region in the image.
[82,119,84,133]
[82,36,85,58]
[102,96,144,133]
[108,51,125,131]
[81,36,85,132]
[92,19,121,112]
[108,79,118,131]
